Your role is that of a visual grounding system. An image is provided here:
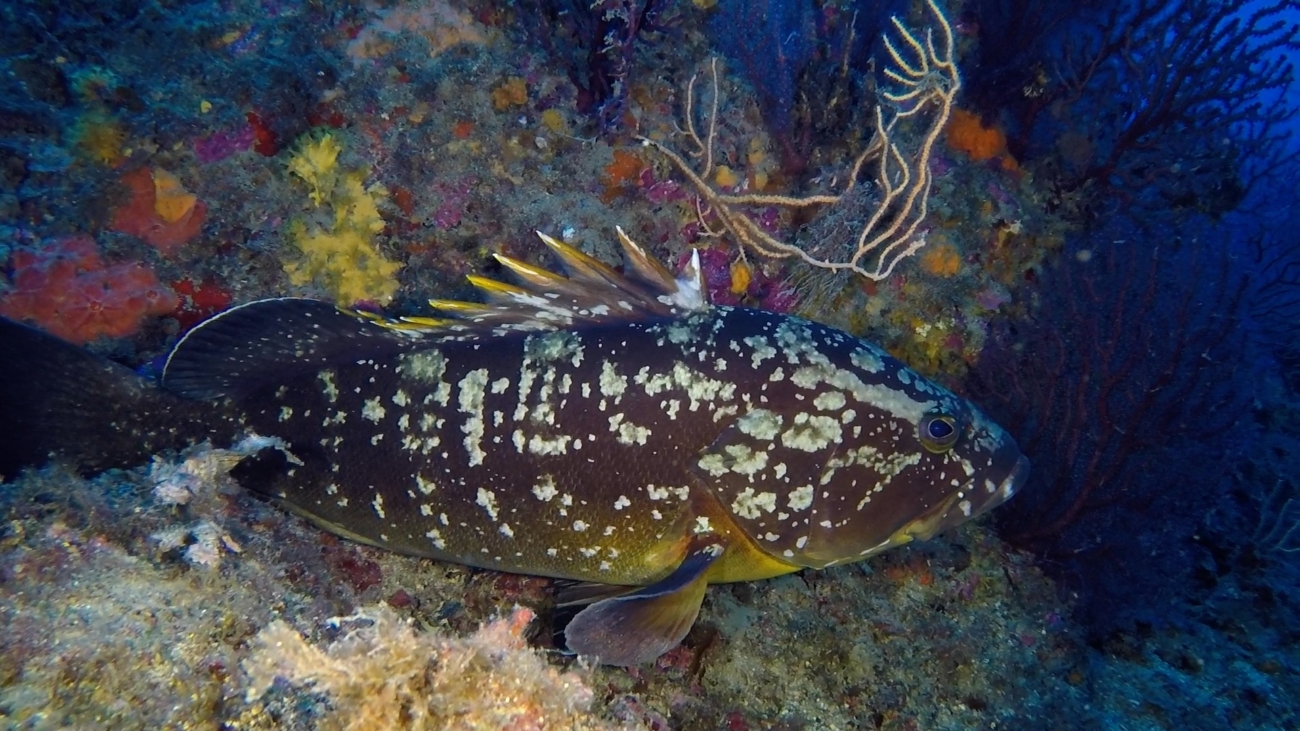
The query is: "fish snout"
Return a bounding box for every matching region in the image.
[970,449,1029,518]
[914,449,1029,540]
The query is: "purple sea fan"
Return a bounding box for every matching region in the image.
[964,214,1252,634]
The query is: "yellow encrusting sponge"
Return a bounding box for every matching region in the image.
[283,132,401,304]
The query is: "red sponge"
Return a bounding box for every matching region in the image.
[0,235,179,344]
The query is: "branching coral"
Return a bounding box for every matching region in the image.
[1053,0,1297,206]
[643,0,959,282]
[965,215,1252,632]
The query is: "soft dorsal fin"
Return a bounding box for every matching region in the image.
[162,298,429,400]
[411,228,707,333]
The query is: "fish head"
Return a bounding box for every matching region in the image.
[701,314,1028,571]
[793,378,1029,568]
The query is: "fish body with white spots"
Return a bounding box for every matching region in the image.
[0,230,1027,665]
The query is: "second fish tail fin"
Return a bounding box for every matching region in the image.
[0,317,238,479]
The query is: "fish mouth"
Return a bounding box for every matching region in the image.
[925,452,1029,535]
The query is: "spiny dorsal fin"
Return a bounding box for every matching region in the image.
[162,298,431,400]
[412,228,706,333]
[164,233,706,399]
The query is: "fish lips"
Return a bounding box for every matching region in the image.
[986,453,1030,515]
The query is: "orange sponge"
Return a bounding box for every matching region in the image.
[946,109,1018,171]
[601,149,644,203]
[920,242,962,278]
[110,167,207,256]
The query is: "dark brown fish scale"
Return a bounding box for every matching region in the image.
[234,305,1020,584]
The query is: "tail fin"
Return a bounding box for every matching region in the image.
[0,318,236,479]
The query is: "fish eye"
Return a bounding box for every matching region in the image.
[919,413,960,453]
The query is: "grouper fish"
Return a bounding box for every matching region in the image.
[0,229,1028,665]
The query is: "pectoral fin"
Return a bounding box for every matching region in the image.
[563,535,725,666]
[554,580,636,607]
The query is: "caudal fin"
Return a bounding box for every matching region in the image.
[0,318,236,479]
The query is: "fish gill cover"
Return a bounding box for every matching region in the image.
[0,0,1298,729]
